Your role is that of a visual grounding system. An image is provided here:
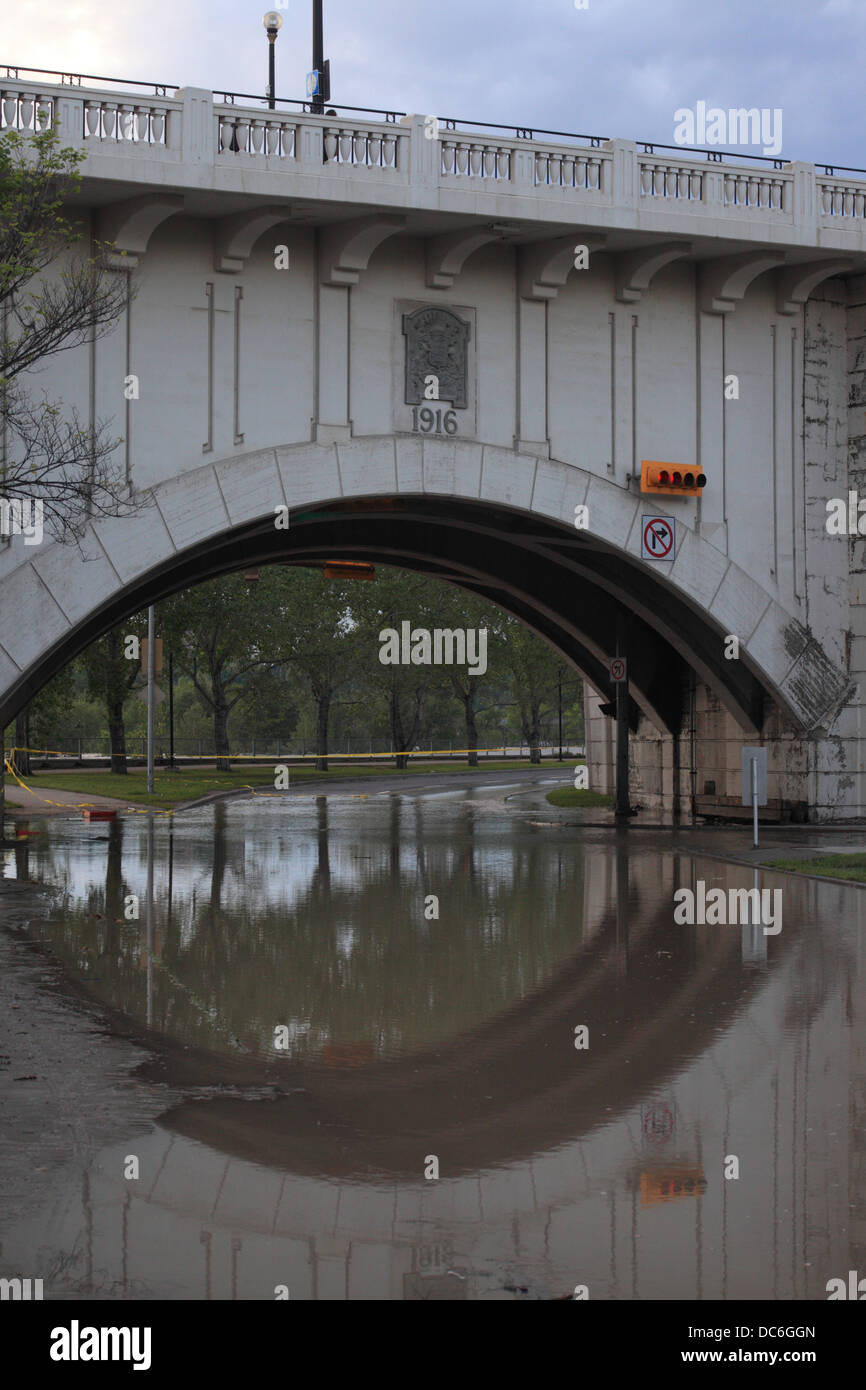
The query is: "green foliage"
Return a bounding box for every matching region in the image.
[14,565,585,761]
[546,786,613,809]
[762,854,866,883]
[0,124,136,540]
[0,125,86,311]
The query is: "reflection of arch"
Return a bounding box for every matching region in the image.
[0,438,849,736]
[146,851,799,1180]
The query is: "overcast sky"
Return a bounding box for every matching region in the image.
[4,0,866,170]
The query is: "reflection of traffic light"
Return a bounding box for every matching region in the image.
[641,460,707,495]
[640,1166,707,1205]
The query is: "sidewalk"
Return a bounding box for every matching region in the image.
[2,782,157,817]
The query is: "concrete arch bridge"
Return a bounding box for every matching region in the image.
[1,74,865,818]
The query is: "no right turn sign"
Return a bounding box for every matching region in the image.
[641,515,676,560]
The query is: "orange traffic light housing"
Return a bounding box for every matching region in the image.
[641,460,707,496]
[323,561,376,581]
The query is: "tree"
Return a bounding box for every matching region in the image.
[504,617,562,763]
[268,568,361,772]
[160,576,277,771]
[354,568,442,769]
[81,620,147,773]
[7,662,79,776]
[0,123,143,543]
[430,585,504,766]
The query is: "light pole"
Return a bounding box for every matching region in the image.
[557,664,563,760]
[146,605,155,794]
[263,11,283,110]
[312,0,324,114]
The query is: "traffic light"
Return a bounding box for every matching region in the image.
[324,561,375,581]
[641,460,707,496]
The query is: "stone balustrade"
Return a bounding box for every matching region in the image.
[2,75,866,242]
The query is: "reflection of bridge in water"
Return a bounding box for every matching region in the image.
[5,799,865,1299]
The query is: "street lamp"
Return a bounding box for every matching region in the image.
[263,11,283,110]
[311,0,324,114]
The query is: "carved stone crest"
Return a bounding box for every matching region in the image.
[402,306,471,408]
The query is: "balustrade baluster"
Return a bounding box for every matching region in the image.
[265,123,283,157]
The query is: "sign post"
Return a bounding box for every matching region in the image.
[741,747,768,848]
[146,606,155,796]
[613,622,630,821]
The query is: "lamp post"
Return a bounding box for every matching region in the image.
[312,0,324,114]
[146,605,155,794]
[263,11,283,110]
[557,663,563,760]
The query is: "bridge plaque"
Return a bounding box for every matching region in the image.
[402,306,471,408]
[393,300,476,437]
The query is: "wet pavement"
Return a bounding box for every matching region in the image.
[1,772,865,1300]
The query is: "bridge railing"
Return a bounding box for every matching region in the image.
[3,71,866,232]
[213,103,409,172]
[0,79,183,156]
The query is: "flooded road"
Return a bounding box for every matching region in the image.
[1,775,865,1300]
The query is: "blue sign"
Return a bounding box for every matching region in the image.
[306,70,321,97]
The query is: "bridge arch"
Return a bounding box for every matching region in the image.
[0,436,849,737]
